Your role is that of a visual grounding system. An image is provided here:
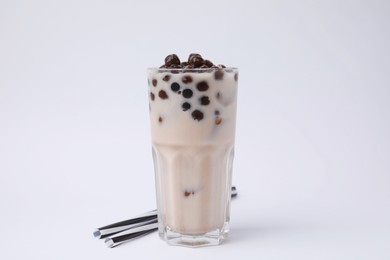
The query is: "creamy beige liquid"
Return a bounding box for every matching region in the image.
[148,68,237,234]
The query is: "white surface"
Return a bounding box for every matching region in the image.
[1,0,389,259]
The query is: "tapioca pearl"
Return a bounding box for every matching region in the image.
[188,53,204,67]
[150,92,155,101]
[182,102,191,111]
[182,89,193,98]
[191,57,204,68]
[158,90,168,99]
[204,59,214,67]
[215,116,222,125]
[182,75,193,84]
[214,70,224,80]
[152,79,158,87]
[178,91,182,94]
[163,75,171,82]
[196,81,209,92]
[170,82,180,92]
[158,116,163,123]
[200,96,210,105]
[234,72,238,81]
[165,54,181,67]
[188,53,201,62]
[184,190,195,197]
[191,110,204,121]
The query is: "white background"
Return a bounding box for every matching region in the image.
[1,0,390,259]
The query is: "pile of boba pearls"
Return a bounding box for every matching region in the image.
[149,54,238,123]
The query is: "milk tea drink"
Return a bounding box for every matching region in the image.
[147,54,238,247]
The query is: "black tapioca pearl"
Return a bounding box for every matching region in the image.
[182,75,193,84]
[214,70,224,80]
[192,58,204,67]
[178,91,181,94]
[171,82,180,92]
[158,116,163,123]
[214,110,220,115]
[170,64,181,68]
[189,54,204,67]
[150,92,155,101]
[165,54,180,67]
[188,53,201,62]
[182,102,191,111]
[196,81,209,91]
[152,79,157,86]
[158,90,168,99]
[181,61,188,66]
[234,72,238,81]
[204,59,214,67]
[215,116,222,125]
[184,190,195,197]
[182,89,193,98]
[191,110,204,121]
[200,96,210,105]
[163,75,171,82]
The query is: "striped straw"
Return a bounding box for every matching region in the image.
[93,211,157,239]
[105,222,159,248]
[94,186,238,247]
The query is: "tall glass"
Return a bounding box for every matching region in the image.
[147,67,238,247]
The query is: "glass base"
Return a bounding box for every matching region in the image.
[160,222,229,248]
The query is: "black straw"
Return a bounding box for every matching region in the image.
[94,186,238,247]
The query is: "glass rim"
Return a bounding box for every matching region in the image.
[147,67,238,72]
